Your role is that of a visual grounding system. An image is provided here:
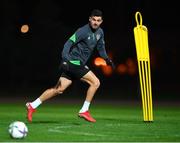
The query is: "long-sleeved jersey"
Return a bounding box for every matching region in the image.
[62,23,109,65]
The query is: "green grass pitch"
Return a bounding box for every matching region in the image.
[0,102,180,142]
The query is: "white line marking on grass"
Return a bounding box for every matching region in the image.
[53,125,73,129]
[70,131,106,137]
[48,128,107,137]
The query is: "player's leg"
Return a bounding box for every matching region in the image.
[38,77,72,102]
[78,71,100,122]
[81,71,100,102]
[26,77,72,122]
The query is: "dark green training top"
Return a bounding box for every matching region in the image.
[62,23,109,66]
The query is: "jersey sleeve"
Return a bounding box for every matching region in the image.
[62,28,85,60]
[96,30,109,59]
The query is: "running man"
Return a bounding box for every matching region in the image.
[26,9,115,123]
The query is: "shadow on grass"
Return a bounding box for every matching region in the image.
[26,120,61,124]
[100,118,143,124]
[26,121,82,126]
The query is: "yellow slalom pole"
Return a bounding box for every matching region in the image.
[133,11,153,122]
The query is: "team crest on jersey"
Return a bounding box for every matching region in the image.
[96,34,101,41]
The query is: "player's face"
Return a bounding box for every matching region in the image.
[89,16,103,30]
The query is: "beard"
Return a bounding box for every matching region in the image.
[92,24,99,30]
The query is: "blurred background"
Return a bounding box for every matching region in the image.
[1,0,180,102]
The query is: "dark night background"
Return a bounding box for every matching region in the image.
[1,0,180,102]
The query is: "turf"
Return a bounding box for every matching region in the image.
[0,102,180,142]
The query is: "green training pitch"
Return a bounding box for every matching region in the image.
[0,102,180,142]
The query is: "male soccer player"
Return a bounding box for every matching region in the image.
[26,9,115,123]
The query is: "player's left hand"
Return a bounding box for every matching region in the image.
[105,58,115,70]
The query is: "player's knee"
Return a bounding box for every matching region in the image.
[47,88,59,96]
[47,88,62,95]
[92,79,100,89]
[56,87,65,94]
[54,85,64,94]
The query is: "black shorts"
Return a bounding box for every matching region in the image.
[59,61,90,80]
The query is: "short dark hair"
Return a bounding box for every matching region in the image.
[90,9,103,17]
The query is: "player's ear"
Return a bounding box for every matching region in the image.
[89,16,92,22]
